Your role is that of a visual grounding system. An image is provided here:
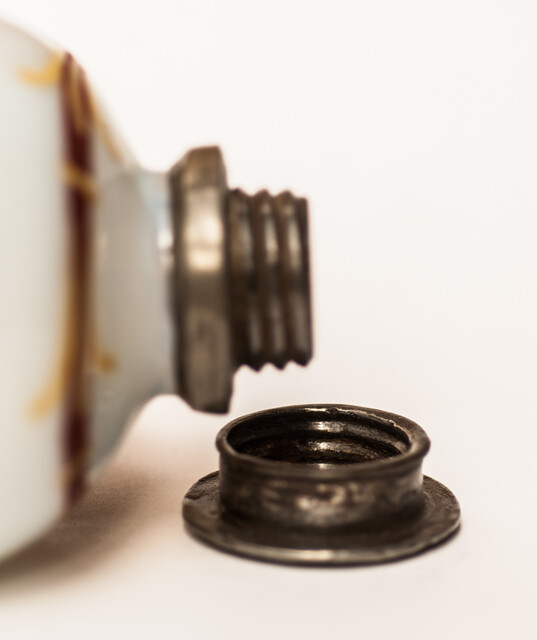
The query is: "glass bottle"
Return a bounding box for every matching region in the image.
[0,20,312,560]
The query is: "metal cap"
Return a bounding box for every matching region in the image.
[183,405,461,566]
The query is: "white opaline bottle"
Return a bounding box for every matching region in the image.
[0,20,311,561]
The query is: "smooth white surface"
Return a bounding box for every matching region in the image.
[91,169,175,472]
[0,21,66,556]
[0,21,175,559]
[0,1,535,638]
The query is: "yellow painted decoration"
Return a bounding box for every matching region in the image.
[18,51,63,86]
[27,267,77,420]
[61,162,97,200]
[93,349,117,374]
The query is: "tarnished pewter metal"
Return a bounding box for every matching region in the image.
[183,404,461,565]
[169,147,311,413]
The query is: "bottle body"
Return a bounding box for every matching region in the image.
[0,19,312,562]
[0,21,174,559]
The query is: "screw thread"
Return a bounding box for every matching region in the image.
[227,188,312,371]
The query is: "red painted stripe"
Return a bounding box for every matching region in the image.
[59,54,93,505]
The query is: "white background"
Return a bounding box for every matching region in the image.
[0,1,535,638]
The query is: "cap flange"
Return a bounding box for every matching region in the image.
[183,404,461,566]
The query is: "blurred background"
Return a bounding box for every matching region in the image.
[0,1,535,638]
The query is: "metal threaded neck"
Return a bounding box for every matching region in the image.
[227,189,312,371]
[169,146,312,413]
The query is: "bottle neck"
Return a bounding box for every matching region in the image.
[168,146,312,413]
[136,170,177,396]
